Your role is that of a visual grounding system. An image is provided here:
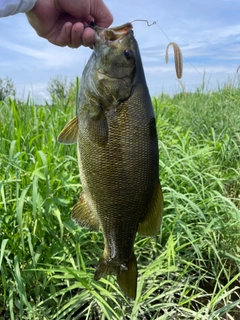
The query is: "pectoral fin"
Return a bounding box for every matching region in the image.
[71,193,99,231]
[138,181,163,236]
[58,116,78,144]
[86,106,108,147]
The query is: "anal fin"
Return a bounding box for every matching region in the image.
[58,116,78,144]
[138,181,163,236]
[71,193,99,231]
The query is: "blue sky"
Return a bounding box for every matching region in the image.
[0,0,240,102]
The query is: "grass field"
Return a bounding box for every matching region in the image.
[0,82,240,319]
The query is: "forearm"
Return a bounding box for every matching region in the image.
[0,0,37,17]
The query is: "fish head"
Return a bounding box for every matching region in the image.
[93,23,137,80]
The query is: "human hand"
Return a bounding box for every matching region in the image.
[26,0,113,48]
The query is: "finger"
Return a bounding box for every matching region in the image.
[91,0,113,28]
[81,27,95,47]
[51,22,73,46]
[71,22,87,48]
[51,21,84,47]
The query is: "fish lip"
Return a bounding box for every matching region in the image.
[94,22,133,44]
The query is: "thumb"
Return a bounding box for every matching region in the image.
[90,0,113,27]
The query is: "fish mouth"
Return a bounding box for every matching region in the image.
[94,23,133,43]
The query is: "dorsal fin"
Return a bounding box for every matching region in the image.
[138,181,163,236]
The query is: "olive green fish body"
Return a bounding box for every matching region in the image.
[58,23,163,299]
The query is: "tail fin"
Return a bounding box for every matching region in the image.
[117,254,137,299]
[94,254,137,299]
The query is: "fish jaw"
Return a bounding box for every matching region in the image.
[79,23,138,109]
[92,22,136,82]
[93,23,133,44]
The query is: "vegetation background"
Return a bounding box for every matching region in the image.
[0,76,239,319]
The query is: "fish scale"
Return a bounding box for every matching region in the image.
[58,22,163,299]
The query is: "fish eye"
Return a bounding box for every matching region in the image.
[124,50,131,59]
[124,50,130,58]
[124,49,133,59]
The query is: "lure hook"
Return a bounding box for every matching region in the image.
[130,19,156,27]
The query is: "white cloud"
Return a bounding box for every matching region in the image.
[0,40,91,69]
[0,0,239,99]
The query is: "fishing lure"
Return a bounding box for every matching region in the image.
[131,19,183,79]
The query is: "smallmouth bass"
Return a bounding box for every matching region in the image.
[58,22,163,299]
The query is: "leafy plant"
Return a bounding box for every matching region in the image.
[47,75,79,106]
[0,77,15,101]
[0,81,239,319]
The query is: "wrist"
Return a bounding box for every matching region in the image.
[0,0,37,17]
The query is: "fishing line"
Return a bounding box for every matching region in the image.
[131,20,183,79]
[130,19,204,78]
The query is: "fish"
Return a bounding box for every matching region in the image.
[58,22,163,299]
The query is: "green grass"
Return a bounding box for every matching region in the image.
[0,82,239,319]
